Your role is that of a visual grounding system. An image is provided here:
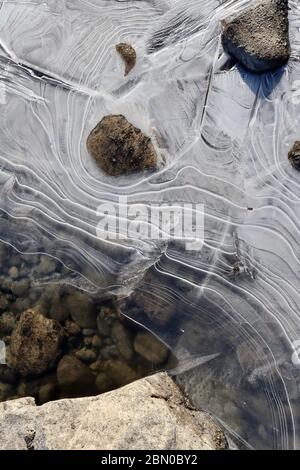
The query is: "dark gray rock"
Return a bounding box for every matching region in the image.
[222,0,290,73]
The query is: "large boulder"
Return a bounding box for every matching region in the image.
[221,0,290,73]
[9,308,64,377]
[86,115,158,176]
[0,373,227,450]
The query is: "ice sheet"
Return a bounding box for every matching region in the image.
[0,0,300,449]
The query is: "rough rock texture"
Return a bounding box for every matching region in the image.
[288,141,300,170]
[102,359,138,388]
[221,0,290,73]
[9,308,64,377]
[125,288,175,327]
[66,291,97,328]
[56,355,95,390]
[86,115,158,176]
[116,43,136,76]
[0,373,227,450]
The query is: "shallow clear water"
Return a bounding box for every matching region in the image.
[0,0,300,449]
[0,241,175,404]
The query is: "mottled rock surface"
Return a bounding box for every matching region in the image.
[9,309,64,377]
[0,373,227,450]
[116,43,136,76]
[134,331,169,364]
[222,0,290,73]
[57,355,95,390]
[66,291,97,328]
[288,141,300,170]
[86,115,158,176]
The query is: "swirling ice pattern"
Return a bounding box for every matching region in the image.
[0,0,300,449]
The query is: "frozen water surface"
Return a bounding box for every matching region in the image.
[0,0,300,449]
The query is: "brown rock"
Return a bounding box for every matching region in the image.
[64,319,81,336]
[95,372,114,394]
[221,0,290,73]
[111,321,133,361]
[103,359,138,387]
[38,383,57,405]
[57,355,95,389]
[86,115,158,176]
[0,383,14,401]
[0,295,10,311]
[0,364,17,384]
[8,266,19,280]
[0,312,15,335]
[288,141,300,170]
[116,43,136,76]
[17,373,57,399]
[65,291,96,328]
[91,335,102,348]
[9,308,64,377]
[75,348,97,364]
[134,331,169,364]
[129,290,174,327]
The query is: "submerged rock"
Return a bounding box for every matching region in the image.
[64,319,81,336]
[0,383,13,401]
[8,266,19,280]
[103,359,138,387]
[38,383,57,405]
[134,331,169,364]
[221,0,290,73]
[9,308,64,377]
[95,372,113,394]
[128,290,175,327]
[34,255,57,276]
[66,291,97,328]
[288,141,300,170]
[0,365,17,384]
[86,115,158,176]
[57,355,95,390]
[0,312,15,335]
[111,321,133,361]
[116,43,136,76]
[75,348,97,364]
[0,295,10,311]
